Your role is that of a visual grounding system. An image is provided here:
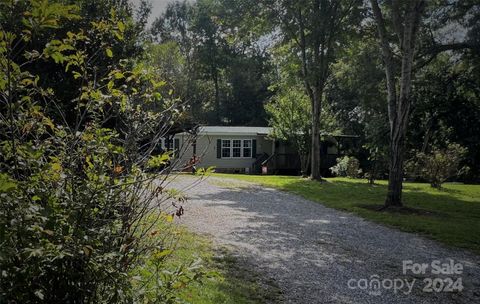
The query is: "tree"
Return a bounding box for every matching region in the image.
[224,51,272,125]
[409,54,480,182]
[369,0,426,206]
[151,0,272,126]
[267,0,363,180]
[3,0,150,126]
[192,0,230,123]
[266,84,312,176]
[0,1,200,302]
[369,0,479,206]
[327,35,389,183]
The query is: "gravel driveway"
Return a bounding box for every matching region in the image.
[168,175,480,304]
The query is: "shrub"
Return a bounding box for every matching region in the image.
[0,2,200,302]
[405,143,468,188]
[330,156,361,178]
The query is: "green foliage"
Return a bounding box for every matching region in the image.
[147,152,172,168]
[143,225,281,304]
[266,85,311,142]
[130,217,210,304]
[150,0,272,125]
[0,0,149,127]
[265,45,341,175]
[330,156,362,178]
[265,83,311,174]
[406,143,468,189]
[327,36,389,179]
[0,1,192,302]
[410,54,480,182]
[195,166,216,176]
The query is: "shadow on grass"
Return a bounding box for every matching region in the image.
[206,175,480,252]
[208,248,283,304]
[286,179,479,211]
[356,204,442,217]
[186,182,480,303]
[174,231,282,304]
[281,179,480,250]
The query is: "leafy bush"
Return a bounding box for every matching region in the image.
[405,143,468,188]
[0,1,201,302]
[330,156,361,178]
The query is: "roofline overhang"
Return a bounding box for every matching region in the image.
[176,132,270,136]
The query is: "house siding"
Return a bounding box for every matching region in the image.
[174,133,273,171]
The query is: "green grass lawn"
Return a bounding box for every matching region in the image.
[213,174,480,254]
[165,228,281,304]
[136,220,281,304]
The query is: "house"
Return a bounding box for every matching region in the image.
[174,126,271,174]
[173,126,355,175]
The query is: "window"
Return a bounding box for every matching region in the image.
[160,138,171,150]
[220,139,253,158]
[243,140,252,157]
[221,140,231,158]
[232,140,241,157]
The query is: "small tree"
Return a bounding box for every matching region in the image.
[363,142,389,185]
[265,84,311,176]
[406,143,468,188]
[266,69,341,177]
[269,0,363,180]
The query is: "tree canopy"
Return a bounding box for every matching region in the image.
[146,0,480,189]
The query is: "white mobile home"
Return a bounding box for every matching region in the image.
[174,126,276,173]
[172,126,351,175]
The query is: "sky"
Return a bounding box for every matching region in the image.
[131,0,467,43]
[130,0,184,25]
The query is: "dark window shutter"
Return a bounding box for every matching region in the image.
[252,139,257,158]
[174,138,180,158]
[216,139,222,158]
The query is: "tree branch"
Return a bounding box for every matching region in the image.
[421,42,477,55]
[388,0,404,46]
[414,42,478,70]
[370,0,397,128]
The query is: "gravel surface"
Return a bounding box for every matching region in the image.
[169,175,480,304]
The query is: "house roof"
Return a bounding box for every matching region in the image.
[176,126,359,138]
[180,126,272,136]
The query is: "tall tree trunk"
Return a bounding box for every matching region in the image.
[310,89,322,180]
[295,136,311,177]
[420,117,433,153]
[213,69,220,124]
[370,0,424,207]
[296,6,322,181]
[299,152,310,177]
[385,131,406,205]
[386,2,422,206]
